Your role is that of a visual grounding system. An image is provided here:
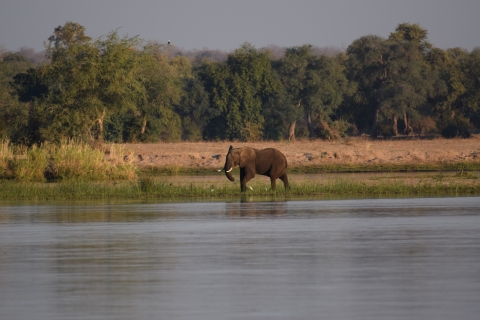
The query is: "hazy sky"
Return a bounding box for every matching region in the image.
[1,0,479,53]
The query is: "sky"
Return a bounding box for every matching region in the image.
[1,0,479,53]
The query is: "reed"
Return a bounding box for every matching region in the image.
[11,145,49,181]
[0,139,14,178]
[0,139,137,182]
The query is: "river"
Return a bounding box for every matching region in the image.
[0,196,479,320]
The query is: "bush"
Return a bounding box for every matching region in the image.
[412,116,438,135]
[441,118,472,139]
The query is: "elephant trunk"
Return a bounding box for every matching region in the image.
[224,166,235,181]
[223,155,235,181]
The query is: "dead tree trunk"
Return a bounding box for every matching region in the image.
[287,99,302,141]
[288,121,296,141]
[141,116,147,135]
[393,116,398,136]
[306,112,314,138]
[370,104,381,138]
[95,109,106,141]
[403,111,413,135]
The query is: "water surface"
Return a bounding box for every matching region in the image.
[1,196,479,320]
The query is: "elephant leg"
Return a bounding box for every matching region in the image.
[240,167,255,192]
[240,168,247,191]
[280,173,289,190]
[270,176,277,190]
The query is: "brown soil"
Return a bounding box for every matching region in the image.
[123,136,480,171]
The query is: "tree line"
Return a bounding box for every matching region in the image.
[1,22,479,145]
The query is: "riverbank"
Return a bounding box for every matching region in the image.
[1,172,479,201]
[1,137,479,201]
[124,136,480,174]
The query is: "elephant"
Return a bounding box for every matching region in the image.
[220,145,289,192]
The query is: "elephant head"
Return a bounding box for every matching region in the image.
[223,145,239,181]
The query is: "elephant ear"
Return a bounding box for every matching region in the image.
[239,147,254,167]
[228,145,233,154]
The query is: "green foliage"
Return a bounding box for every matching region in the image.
[1,22,480,144]
[426,48,466,123]
[440,117,472,138]
[0,52,31,142]
[131,44,184,142]
[38,24,146,142]
[458,48,480,127]
[346,24,437,137]
[201,43,282,141]
[274,44,316,141]
[175,76,214,140]
[13,68,48,103]
[304,54,354,139]
[1,52,33,78]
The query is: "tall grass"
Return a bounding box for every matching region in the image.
[12,145,49,181]
[0,139,14,178]
[0,139,137,182]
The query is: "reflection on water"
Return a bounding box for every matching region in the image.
[226,195,289,216]
[0,197,480,320]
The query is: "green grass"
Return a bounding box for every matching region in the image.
[0,176,478,201]
[138,162,480,176]
[287,162,480,173]
[1,138,479,201]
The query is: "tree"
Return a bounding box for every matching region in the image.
[127,43,184,142]
[386,23,434,135]
[303,54,353,139]
[457,48,480,129]
[1,53,33,77]
[199,61,231,140]
[274,45,353,140]
[13,68,48,103]
[201,43,281,141]
[175,75,213,141]
[0,49,31,142]
[426,48,466,127]
[275,45,316,140]
[37,22,145,142]
[346,24,435,137]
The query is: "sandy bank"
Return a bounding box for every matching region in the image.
[123,136,480,171]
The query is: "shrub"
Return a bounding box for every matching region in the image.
[441,118,472,139]
[412,116,438,135]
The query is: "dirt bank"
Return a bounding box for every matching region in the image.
[122,136,480,171]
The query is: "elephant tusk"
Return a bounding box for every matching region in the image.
[226,167,233,173]
[217,169,223,172]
